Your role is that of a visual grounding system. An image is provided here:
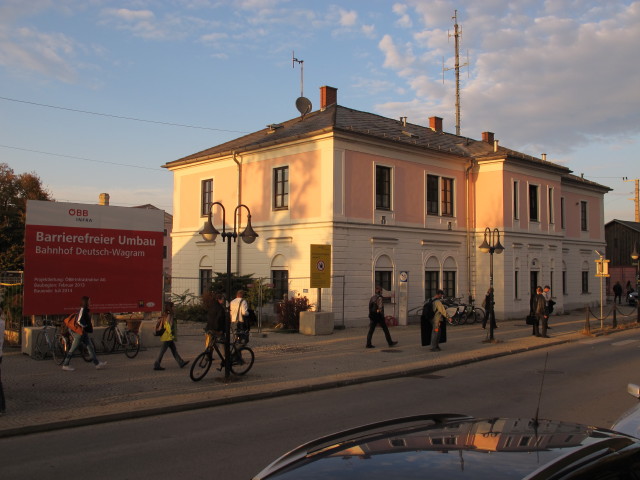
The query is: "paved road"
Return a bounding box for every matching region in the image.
[0,308,636,437]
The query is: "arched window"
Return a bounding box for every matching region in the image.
[581,260,589,294]
[424,256,440,300]
[374,254,394,294]
[442,256,457,298]
[271,254,289,301]
[199,256,212,295]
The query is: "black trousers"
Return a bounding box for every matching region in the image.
[366,314,393,346]
[0,357,5,413]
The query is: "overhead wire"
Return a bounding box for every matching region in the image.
[0,96,249,134]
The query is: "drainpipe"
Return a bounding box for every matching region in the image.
[465,159,476,303]
[233,152,242,274]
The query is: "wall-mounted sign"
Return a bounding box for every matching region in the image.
[310,244,331,288]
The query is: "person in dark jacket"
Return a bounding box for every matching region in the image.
[366,286,397,349]
[482,287,497,330]
[533,286,549,338]
[613,281,623,305]
[62,296,106,371]
[205,293,227,347]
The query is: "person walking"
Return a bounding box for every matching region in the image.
[429,289,448,352]
[613,281,623,305]
[533,286,549,338]
[481,288,497,330]
[366,286,397,348]
[0,303,6,415]
[543,285,554,329]
[62,296,106,371]
[153,302,189,371]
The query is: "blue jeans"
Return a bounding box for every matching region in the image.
[63,331,98,365]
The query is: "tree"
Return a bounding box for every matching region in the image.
[0,163,52,270]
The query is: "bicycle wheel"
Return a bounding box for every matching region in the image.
[53,334,66,365]
[81,338,96,362]
[190,351,212,382]
[102,327,117,352]
[230,346,254,376]
[124,332,140,358]
[465,309,479,325]
[474,307,485,322]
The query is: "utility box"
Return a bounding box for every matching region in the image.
[299,311,334,336]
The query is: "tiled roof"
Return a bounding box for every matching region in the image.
[162,104,605,190]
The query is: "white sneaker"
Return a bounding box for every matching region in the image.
[95,361,107,370]
[62,365,75,371]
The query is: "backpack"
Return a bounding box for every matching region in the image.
[420,298,435,323]
[154,315,166,336]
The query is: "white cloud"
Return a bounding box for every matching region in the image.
[339,9,358,27]
[392,3,413,28]
[378,34,415,74]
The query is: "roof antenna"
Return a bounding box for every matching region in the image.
[442,10,469,136]
[293,51,312,118]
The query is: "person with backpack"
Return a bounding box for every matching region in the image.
[366,286,397,349]
[421,289,448,352]
[61,296,107,371]
[153,302,189,371]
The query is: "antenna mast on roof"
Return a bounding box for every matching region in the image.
[292,51,312,118]
[443,10,469,136]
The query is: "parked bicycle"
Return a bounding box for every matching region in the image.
[101,313,140,358]
[189,329,254,381]
[32,319,66,364]
[443,297,484,325]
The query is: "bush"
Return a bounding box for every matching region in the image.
[276,296,313,330]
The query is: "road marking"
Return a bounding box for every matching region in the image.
[612,339,639,346]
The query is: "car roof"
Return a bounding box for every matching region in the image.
[253,414,640,480]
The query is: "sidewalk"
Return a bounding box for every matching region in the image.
[0,310,631,438]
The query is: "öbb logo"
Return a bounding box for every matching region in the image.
[68,209,93,223]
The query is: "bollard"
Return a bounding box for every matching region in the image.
[584,306,590,334]
[612,307,617,329]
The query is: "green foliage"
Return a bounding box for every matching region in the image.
[208,272,254,299]
[276,296,313,330]
[170,289,200,307]
[0,163,52,270]
[1,284,23,329]
[245,278,274,309]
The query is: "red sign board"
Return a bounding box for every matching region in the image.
[23,200,164,315]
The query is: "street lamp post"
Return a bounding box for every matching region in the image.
[632,244,639,322]
[478,227,504,342]
[200,202,258,381]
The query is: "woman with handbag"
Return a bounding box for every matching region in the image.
[62,296,106,371]
[153,302,189,371]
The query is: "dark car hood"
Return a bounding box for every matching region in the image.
[253,414,640,480]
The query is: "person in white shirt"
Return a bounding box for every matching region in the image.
[229,290,249,333]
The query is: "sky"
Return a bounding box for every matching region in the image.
[1,0,638,222]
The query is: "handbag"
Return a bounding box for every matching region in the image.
[526,314,537,325]
[154,316,166,336]
[63,313,83,334]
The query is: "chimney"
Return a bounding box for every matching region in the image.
[429,116,443,132]
[493,140,499,152]
[482,131,495,144]
[541,153,547,161]
[320,86,337,110]
[99,193,110,206]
